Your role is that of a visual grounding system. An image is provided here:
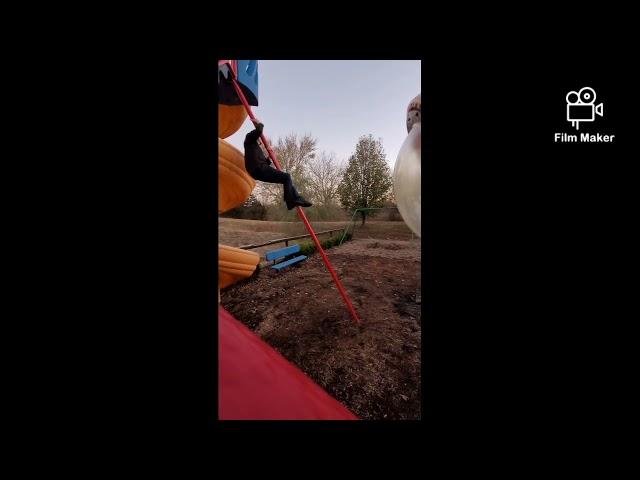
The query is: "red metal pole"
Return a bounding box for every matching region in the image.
[228,76,361,324]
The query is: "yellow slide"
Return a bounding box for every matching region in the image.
[218,104,260,298]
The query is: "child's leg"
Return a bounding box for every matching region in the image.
[250,167,296,204]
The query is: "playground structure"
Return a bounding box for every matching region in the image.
[218,61,422,420]
[217,60,357,420]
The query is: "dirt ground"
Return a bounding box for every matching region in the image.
[220,237,422,420]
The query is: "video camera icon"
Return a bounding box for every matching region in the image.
[566,87,603,130]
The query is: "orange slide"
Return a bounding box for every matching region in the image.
[218,105,259,296]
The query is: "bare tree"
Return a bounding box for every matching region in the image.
[258,133,317,206]
[306,151,344,206]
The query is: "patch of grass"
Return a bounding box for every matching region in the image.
[298,232,353,256]
[298,242,315,256]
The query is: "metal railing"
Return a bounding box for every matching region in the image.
[238,228,345,250]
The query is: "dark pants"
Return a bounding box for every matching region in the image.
[248,165,299,204]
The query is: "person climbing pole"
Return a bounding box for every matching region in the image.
[244,118,313,210]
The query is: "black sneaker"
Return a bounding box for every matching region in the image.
[293,197,313,208]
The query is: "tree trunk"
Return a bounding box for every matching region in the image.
[361,210,366,225]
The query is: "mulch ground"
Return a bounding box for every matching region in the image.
[221,239,422,420]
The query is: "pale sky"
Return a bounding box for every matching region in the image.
[225,60,421,170]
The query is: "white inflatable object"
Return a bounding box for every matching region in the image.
[393,94,421,237]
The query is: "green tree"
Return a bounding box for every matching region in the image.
[338,135,393,225]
